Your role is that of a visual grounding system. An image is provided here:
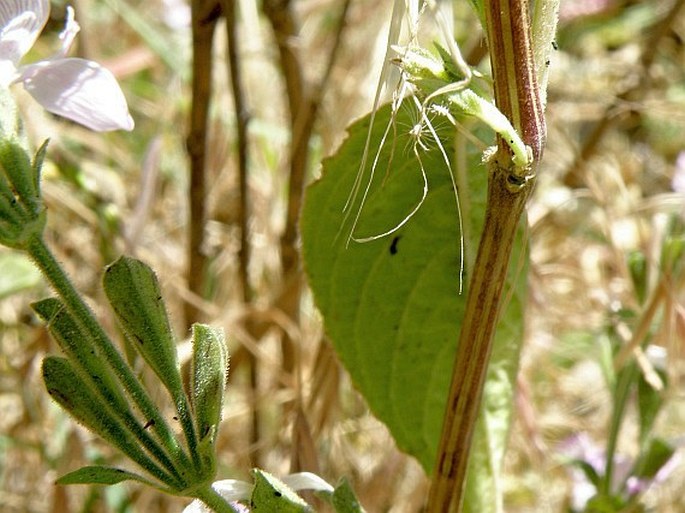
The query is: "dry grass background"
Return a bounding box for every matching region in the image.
[1,0,684,512]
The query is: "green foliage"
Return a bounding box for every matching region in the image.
[329,478,366,513]
[0,139,46,249]
[250,470,312,512]
[103,256,183,398]
[637,367,666,447]
[33,297,130,413]
[56,466,159,487]
[42,356,179,487]
[32,254,234,506]
[190,323,229,458]
[301,103,527,511]
[632,437,675,481]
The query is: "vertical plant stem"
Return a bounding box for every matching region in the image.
[427,0,545,511]
[259,0,350,469]
[603,360,638,495]
[187,0,221,325]
[26,235,189,475]
[220,0,263,469]
[426,169,533,512]
[221,0,251,304]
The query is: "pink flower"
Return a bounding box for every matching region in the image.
[0,0,134,131]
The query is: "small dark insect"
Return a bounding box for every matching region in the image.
[552,40,558,50]
[389,235,401,255]
[143,419,155,430]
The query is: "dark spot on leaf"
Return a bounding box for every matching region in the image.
[274,491,282,497]
[143,419,155,430]
[552,40,558,50]
[389,236,401,255]
[173,416,178,421]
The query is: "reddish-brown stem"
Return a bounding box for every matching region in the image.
[426,0,545,511]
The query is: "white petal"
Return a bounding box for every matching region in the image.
[211,479,253,501]
[58,6,80,57]
[0,0,49,71]
[182,499,211,513]
[181,480,252,513]
[282,472,334,493]
[20,58,134,131]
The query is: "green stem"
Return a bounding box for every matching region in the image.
[603,360,638,495]
[193,485,240,513]
[26,234,193,480]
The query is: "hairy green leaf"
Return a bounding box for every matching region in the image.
[302,103,527,511]
[57,466,157,487]
[190,324,229,453]
[42,356,177,488]
[103,256,183,398]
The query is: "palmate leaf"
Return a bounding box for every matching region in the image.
[301,103,527,511]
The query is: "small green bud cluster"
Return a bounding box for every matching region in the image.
[0,139,48,249]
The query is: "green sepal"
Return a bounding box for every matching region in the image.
[32,139,49,196]
[250,469,312,512]
[0,142,46,248]
[0,139,39,212]
[42,356,176,488]
[190,324,228,442]
[103,256,183,398]
[0,176,23,223]
[56,466,160,488]
[330,478,365,513]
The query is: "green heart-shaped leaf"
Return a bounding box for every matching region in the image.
[302,103,527,512]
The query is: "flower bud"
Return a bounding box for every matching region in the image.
[0,139,46,249]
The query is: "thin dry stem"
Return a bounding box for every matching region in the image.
[187,0,222,325]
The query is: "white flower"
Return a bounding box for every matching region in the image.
[183,472,334,513]
[0,0,134,131]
